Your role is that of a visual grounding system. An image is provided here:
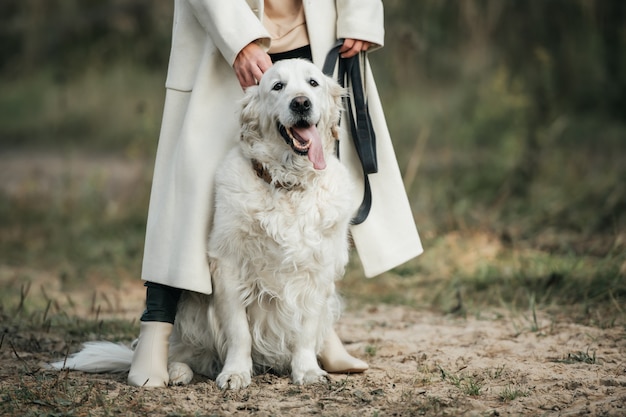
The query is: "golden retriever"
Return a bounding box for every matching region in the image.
[51,59,357,389]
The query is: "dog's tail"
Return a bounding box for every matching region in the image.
[49,341,133,373]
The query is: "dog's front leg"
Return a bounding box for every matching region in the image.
[212,258,253,390]
[290,316,328,385]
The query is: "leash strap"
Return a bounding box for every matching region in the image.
[323,40,378,224]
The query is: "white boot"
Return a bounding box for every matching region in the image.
[319,328,369,373]
[128,321,172,387]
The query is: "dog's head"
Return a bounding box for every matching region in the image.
[239,59,344,172]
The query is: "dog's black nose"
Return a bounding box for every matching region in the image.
[290,96,311,114]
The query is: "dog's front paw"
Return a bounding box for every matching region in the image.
[216,369,252,390]
[168,362,193,385]
[292,367,328,385]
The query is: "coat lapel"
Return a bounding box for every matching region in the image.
[247,0,263,19]
[302,0,337,67]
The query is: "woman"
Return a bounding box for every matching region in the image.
[129,0,423,387]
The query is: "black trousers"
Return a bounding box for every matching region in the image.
[140,281,182,323]
[142,44,313,324]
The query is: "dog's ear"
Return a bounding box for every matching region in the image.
[325,76,346,138]
[239,85,261,142]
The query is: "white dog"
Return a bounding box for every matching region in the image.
[51,59,357,389]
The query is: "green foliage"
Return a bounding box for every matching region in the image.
[0,0,173,77]
[0,64,164,153]
[380,0,626,120]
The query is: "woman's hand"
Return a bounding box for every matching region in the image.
[339,38,371,58]
[233,38,371,88]
[233,42,273,89]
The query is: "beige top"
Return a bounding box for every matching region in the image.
[264,0,310,53]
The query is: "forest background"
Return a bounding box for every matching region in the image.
[0,1,625,415]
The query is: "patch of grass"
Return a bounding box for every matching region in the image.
[1,320,124,415]
[528,294,539,332]
[413,366,434,386]
[1,282,138,346]
[437,366,484,397]
[364,345,377,357]
[2,374,105,415]
[341,230,625,327]
[554,349,598,365]
[498,385,530,402]
[0,371,185,417]
[488,365,507,380]
[462,378,483,397]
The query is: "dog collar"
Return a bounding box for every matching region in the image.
[251,159,301,191]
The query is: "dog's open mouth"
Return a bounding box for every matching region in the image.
[278,122,326,170]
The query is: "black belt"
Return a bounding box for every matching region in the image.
[323,40,378,225]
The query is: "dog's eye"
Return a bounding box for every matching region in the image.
[272,82,284,91]
[309,79,319,87]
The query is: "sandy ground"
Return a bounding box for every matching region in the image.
[337,305,626,416]
[1,275,625,416]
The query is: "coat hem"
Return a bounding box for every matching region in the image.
[358,240,424,278]
[141,260,213,295]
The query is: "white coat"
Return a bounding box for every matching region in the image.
[141,0,423,294]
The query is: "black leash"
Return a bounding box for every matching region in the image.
[323,40,378,225]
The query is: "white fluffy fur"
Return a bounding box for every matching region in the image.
[49,341,134,373]
[50,59,356,389]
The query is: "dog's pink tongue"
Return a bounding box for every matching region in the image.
[293,125,326,170]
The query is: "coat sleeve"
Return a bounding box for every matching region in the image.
[186,0,270,66]
[336,0,385,49]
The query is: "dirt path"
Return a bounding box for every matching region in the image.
[141,304,626,416]
[2,293,625,416]
[336,305,626,416]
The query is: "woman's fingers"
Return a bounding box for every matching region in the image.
[234,42,273,89]
[339,39,371,58]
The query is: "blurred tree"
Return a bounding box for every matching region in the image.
[376,0,625,219]
[489,0,626,197]
[597,0,626,118]
[0,0,173,78]
[380,0,625,117]
[1,0,623,154]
